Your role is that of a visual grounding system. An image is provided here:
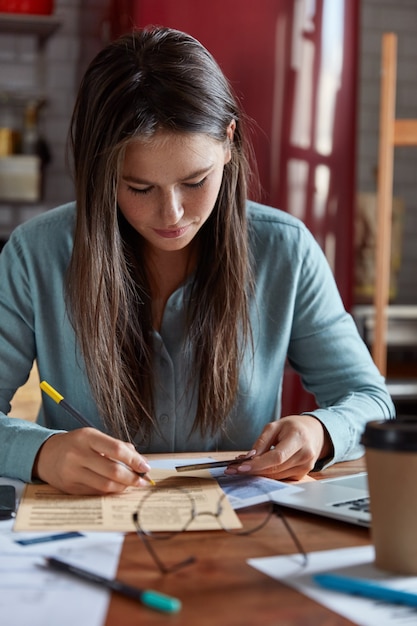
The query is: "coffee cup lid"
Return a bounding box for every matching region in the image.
[361,419,417,451]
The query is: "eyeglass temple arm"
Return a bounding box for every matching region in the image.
[273,504,308,566]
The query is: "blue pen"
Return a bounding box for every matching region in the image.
[314,573,417,607]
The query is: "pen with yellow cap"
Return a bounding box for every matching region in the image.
[40,381,92,428]
[40,380,155,485]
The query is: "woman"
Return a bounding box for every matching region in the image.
[0,27,394,494]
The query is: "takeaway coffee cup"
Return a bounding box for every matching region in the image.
[362,419,417,575]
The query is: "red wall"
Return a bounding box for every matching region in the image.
[112,0,359,309]
[110,0,360,413]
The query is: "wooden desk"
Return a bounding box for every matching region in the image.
[106,456,369,626]
[9,373,370,622]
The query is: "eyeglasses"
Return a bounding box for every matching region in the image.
[132,482,308,574]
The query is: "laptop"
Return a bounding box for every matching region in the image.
[271,472,371,527]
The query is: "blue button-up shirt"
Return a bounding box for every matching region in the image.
[0,201,394,481]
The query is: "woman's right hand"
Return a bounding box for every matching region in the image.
[32,428,152,495]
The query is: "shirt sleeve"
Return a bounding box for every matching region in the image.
[287,225,395,467]
[0,225,66,482]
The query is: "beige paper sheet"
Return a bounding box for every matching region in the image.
[13,469,242,532]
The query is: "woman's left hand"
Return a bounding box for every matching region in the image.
[224,415,333,481]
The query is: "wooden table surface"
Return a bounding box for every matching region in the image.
[106,455,370,626]
[9,377,370,624]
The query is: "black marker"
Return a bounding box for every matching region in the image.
[43,557,181,613]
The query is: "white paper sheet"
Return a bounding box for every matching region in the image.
[0,459,304,625]
[248,545,417,626]
[0,478,124,626]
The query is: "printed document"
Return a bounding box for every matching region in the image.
[0,478,124,626]
[14,469,241,532]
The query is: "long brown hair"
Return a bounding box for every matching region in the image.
[67,27,254,443]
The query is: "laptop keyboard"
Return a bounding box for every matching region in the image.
[331,496,370,513]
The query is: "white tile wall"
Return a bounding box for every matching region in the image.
[0,0,109,237]
[0,0,416,305]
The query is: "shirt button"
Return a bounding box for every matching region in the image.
[160,414,169,423]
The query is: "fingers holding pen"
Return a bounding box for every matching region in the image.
[224,415,328,481]
[79,430,153,490]
[224,421,289,477]
[34,428,152,495]
[92,434,151,477]
[224,446,304,481]
[38,381,153,491]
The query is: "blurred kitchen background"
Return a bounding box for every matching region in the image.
[1,0,416,415]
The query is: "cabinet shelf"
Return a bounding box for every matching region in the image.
[0,12,60,42]
[0,12,61,206]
